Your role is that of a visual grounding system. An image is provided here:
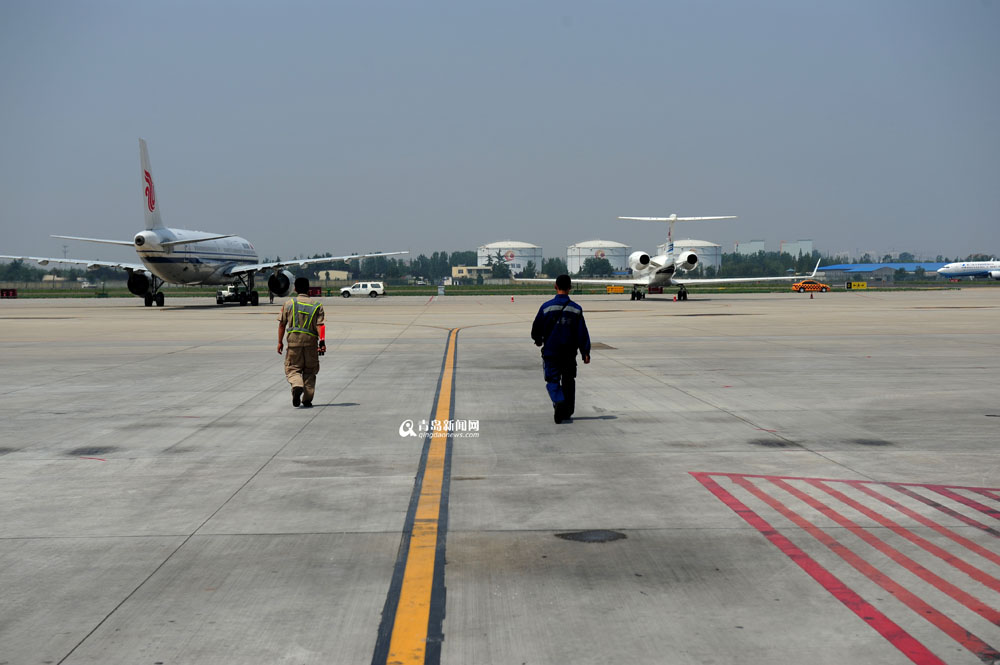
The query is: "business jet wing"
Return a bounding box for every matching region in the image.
[674,260,821,285]
[0,255,150,272]
[515,276,652,286]
[225,250,408,276]
[618,216,738,222]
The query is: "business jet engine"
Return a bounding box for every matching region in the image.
[126,272,150,296]
[990,271,1000,280]
[674,250,698,272]
[267,270,295,297]
[628,251,651,271]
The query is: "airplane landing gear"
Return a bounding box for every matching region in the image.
[677,285,688,301]
[144,276,165,307]
[230,272,260,306]
[630,287,645,301]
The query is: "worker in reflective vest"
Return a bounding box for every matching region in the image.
[277,277,326,407]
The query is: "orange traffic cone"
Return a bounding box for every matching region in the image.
[810,292,813,300]
[673,295,677,302]
[511,296,514,303]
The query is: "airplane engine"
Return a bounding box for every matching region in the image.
[133,231,163,251]
[127,272,150,296]
[629,251,651,271]
[675,251,698,272]
[268,270,295,297]
[991,271,1000,280]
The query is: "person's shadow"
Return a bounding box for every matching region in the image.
[565,415,617,422]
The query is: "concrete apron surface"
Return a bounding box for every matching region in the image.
[0,289,998,665]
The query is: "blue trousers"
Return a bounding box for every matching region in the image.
[543,357,577,415]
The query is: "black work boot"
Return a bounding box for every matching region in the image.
[553,402,565,424]
[292,387,303,407]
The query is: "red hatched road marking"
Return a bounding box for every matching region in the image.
[846,481,1000,568]
[811,480,1000,591]
[925,486,1000,522]
[693,473,947,665]
[971,489,1000,502]
[692,472,1000,665]
[889,483,1000,538]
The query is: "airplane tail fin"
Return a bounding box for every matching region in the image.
[139,139,165,230]
[619,215,738,248]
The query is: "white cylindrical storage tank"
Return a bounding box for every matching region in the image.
[657,238,722,274]
[567,240,631,274]
[477,240,543,276]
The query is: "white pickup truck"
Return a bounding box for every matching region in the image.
[340,282,385,298]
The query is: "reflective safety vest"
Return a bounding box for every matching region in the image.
[288,299,320,336]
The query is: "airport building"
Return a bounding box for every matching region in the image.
[819,262,946,282]
[477,240,543,275]
[658,238,722,273]
[567,240,630,274]
[735,239,767,255]
[317,269,350,281]
[781,239,814,257]
[452,265,492,280]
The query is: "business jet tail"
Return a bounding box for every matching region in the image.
[139,139,165,231]
[619,214,738,253]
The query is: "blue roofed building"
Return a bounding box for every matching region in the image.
[820,263,947,282]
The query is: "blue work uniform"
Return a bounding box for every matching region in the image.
[530,294,591,416]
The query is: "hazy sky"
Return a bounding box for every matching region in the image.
[1,1,997,264]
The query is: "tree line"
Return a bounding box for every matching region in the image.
[3,249,995,285]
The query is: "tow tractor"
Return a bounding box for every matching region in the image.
[216,284,259,306]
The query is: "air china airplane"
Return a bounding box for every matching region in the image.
[936,259,1000,280]
[520,214,818,300]
[1,139,406,306]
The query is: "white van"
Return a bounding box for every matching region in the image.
[341,282,385,298]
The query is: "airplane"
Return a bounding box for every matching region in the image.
[1,139,406,306]
[936,259,1000,280]
[518,214,819,300]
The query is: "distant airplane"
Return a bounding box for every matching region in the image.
[520,214,818,300]
[936,259,1000,280]
[1,139,405,306]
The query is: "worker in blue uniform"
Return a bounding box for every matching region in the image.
[530,274,591,423]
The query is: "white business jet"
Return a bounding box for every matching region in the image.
[522,214,818,300]
[1,139,406,306]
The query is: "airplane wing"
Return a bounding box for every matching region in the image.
[618,216,738,222]
[515,276,651,286]
[54,233,235,248]
[674,260,821,285]
[225,250,409,276]
[51,235,135,246]
[0,255,149,272]
[160,235,234,247]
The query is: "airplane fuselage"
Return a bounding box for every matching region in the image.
[136,228,258,285]
[937,261,1000,279]
[635,255,679,287]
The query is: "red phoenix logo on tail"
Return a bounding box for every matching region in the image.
[144,170,156,212]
